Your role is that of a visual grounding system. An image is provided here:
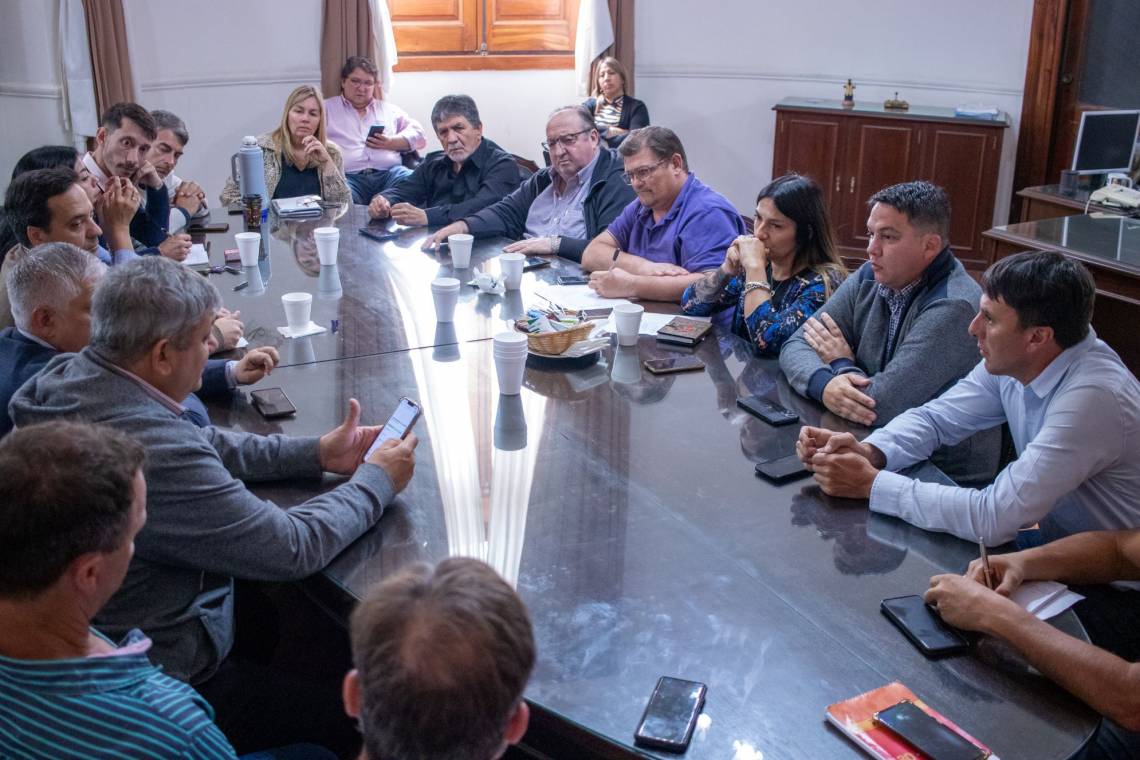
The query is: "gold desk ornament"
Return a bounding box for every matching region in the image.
[884,91,909,111]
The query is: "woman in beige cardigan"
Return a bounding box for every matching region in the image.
[221,85,351,206]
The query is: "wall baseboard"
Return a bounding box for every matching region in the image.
[140,70,323,93]
[635,66,1022,98]
[0,82,62,99]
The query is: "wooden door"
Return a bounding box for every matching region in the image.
[389,0,480,54]
[840,119,922,253]
[920,124,1002,269]
[772,111,846,236]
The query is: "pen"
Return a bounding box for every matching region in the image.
[233,281,249,291]
[610,249,620,271]
[978,537,995,590]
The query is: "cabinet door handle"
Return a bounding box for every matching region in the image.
[850,176,855,194]
[835,176,840,193]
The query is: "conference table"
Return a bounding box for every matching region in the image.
[198,205,1096,759]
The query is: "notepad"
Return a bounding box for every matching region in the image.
[184,244,210,266]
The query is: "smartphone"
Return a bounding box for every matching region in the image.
[881,595,971,658]
[634,676,707,752]
[359,227,398,243]
[523,256,550,271]
[578,307,613,320]
[367,124,385,138]
[189,221,230,233]
[557,275,590,286]
[754,454,810,484]
[250,388,297,419]
[737,396,800,426]
[365,397,422,459]
[643,357,705,375]
[873,700,988,760]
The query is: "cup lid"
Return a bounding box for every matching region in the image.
[494,331,529,344]
[281,291,312,302]
[313,227,339,236]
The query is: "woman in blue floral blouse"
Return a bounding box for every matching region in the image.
[681,174,846,355]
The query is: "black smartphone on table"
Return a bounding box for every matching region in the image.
[359,227,398,243]
[634,676,707,753]
[523,256,550,271]
[881,595,971,658]
[737,396,800,426]
[367,124,385,139]
[365,397,422,459]
[754,454,810,484]
[643,356,705,375]
[188,221,230,233]
[873,699,989,760]
[250,388,297,419]
[557,274,590,286]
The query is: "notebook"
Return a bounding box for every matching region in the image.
[826,681,994,759]
[656,316,713,346]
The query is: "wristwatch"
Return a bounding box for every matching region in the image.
[742,280,772,295]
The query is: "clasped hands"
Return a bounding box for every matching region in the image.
[795,426,881,499]
[587,254,688,298]
[368,194,428,227]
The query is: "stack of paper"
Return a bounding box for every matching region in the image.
[1010,581,1084,620]
[183,244,210,266]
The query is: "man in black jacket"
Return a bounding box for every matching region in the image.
[425,106,635,263]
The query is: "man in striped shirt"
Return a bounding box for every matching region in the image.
[0,422,238,758]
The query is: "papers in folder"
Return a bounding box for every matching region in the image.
[271,195,323,218]
[1010,580,1083,621]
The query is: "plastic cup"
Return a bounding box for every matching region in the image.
[236,232,261,266]
[494,331,529,395]
[613,303,644,346]
[448,233,474,268]
[313,227,340,266]
[281,292,313,334]
[431,277,461,323]
[500,253,525,290]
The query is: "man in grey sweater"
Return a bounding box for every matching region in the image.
[9,256,417,753]
[779,181,999,485]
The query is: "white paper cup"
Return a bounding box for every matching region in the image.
[613,303,644,346]
[313,227,340,266]
[448,233,473,268]
[236,232,261,266]
[495,352,527,395]
[281,292,313,334]
[500,253,525,290]
[431,277,461,322]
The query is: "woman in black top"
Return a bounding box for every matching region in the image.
[582,57,649,149]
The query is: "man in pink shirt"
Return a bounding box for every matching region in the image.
[325,56,427,205]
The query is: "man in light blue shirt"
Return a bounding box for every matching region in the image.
[797,251,1140,546]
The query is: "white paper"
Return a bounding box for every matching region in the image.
[276,322,327,339]
[603,312,709,337]
[184,244,209,266]
[235,337,249,349]
[533,283,631,311]
[1011,580,1084,621]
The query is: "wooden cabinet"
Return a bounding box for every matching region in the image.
[773,98,1008,271]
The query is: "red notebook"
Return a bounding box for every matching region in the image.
[825,682,995,759]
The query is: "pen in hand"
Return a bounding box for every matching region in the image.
[978,537,995,590]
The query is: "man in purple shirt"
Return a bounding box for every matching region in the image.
[324,56,427,205]
[582,126,744,302]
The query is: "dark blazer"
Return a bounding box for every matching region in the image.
[462,148,636,263]
[583,95,650,148]
[0,325,229,435]
[132,184,172,247]
[0,327,56,436]
[381,137,522,227]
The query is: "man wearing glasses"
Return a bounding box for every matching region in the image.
[582,126,745,301]
[325,56,427,205]
[425,106,634,262]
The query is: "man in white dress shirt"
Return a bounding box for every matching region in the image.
[797,250,1140,546]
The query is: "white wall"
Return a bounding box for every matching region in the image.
[635,0,1035,224]
[0,0,72,190]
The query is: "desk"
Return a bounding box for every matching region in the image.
[1016,184,1132,224]
[207,212,1097,759]
[982,213,1140,374]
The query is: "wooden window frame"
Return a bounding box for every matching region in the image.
[391,0,581,72]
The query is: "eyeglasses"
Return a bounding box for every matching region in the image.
[620,158,669,185]
[347,77,375,89]
[541,129,593,152]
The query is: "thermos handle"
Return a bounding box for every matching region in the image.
[230,153,240,185]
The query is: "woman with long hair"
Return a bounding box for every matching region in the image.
[220,85,350,206]
[682,174,847,355]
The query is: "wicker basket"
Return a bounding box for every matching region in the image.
[514,319,597,355]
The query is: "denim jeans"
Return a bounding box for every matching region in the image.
[345,166,413,204]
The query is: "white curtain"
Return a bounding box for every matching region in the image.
[59,0,98,148]
[369,0,398,96]
[575,0,614,97]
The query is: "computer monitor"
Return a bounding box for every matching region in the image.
[1071,110,1140,175]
